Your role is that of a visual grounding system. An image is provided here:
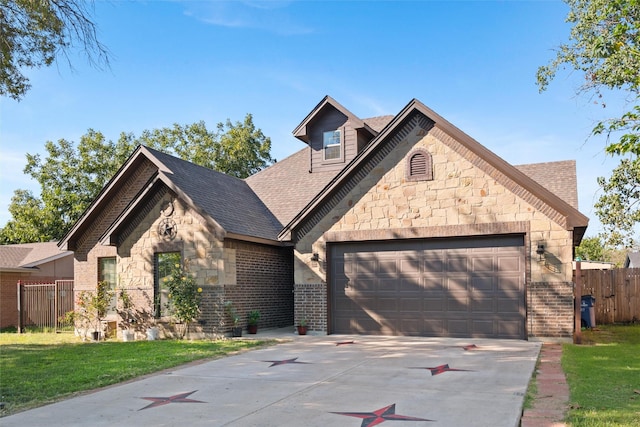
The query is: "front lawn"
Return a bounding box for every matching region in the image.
[563,324,640,426]
[0,332,274,417]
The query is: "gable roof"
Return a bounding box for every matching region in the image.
[0,242,72,271]
[61,145,285,249]
[293,95,378,143]
[279,98,589,244]
[140,147,283,242]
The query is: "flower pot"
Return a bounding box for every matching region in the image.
[146,327,159,341]
[247,324,258,334]
[122,330,135,342]
[297,325,308,335]
[231,326,242,337]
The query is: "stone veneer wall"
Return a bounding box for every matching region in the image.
[293,117,576,338]
[116,191,230,338]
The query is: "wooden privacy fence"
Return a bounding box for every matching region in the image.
[17,280,74,332]
[574,268,640,324]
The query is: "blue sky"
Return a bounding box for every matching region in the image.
[0,0,620,237]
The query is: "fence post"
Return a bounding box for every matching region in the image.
[574,261,582,344]
[17,281,22,333]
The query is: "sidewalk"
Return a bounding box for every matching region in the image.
[520,343,570,427]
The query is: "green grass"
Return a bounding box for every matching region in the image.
[563,324,640,427]
[0,332,275,417]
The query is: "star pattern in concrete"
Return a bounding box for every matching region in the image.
[262,357,311,367]
[331,403,433,426]
[138,390,205,410]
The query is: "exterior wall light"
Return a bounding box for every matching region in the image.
[536,244,545,261]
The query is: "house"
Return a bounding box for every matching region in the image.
[0,242,74,328]
[59,96,588,340]
[624,251,640,268]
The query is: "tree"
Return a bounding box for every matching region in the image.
[595,156,640,247]
[136,114,274,178]
[575,236,606,261]
[537,0,640,155]
[0,0,109,100]
[0,117,274,243]
[213,114,274,178]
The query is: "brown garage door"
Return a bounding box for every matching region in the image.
[330,235,525,339]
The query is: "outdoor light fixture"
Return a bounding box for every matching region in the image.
[536,244,545,261]
[311,253,319,262]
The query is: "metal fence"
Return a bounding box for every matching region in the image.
[574,268,640,324]
[17,280,75,332]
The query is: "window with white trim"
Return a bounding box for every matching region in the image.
[323,130,341,160]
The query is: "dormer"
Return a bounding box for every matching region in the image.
[293,96,381,173]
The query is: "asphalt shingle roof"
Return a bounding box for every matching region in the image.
[0,242,71,269]
[145,147,284,241]
[515,160,579,210]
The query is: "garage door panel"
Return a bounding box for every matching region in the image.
[471,320,495,336]
[424,298,446,311]
[331,235,525,339]
[472,256,495,272]
[424,319,445,335]
[497,298,521,313]
[423,256,445,272]
[447,295,469,312]
[400,298,422,311]
[472,276,495,292]
[472,297,494,312]
[447,256,468,272]
[447,319,471,336]
[498,256,521,272]
[446,276,469,291]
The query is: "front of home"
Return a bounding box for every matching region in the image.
[59,96,588,340]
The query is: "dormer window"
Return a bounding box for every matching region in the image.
[323,130,341,160]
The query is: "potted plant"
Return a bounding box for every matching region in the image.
[247,310,260,334]
[297,318,308,335]
[224,301,242,337]
[117,288,136,341]
[69,281,113,341]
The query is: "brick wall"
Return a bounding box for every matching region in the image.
[528,281,574,338]
[225,240,293,330]
[294,283,326,332]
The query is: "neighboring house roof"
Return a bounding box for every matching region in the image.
[624,251,640,268]
[0,242,72,271]
[278,98,589,244]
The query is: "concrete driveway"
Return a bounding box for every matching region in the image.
[2,329,540,427]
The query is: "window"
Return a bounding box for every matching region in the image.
[154,252,181,318]
[406,149,433,181]
[98,257,117,314]
[323,130,341,160]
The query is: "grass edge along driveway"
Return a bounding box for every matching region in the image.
[563,324,640,427]
[0,333,276,417]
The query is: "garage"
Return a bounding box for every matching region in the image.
[329,235,525,339]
